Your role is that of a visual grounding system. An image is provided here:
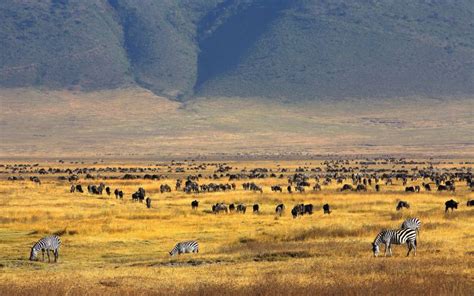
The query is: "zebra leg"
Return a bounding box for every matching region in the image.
[412,241,416,257]
[54,250,59,262]
[407,243,412,256]
[46,250,50,262]
[388,245,392,257]
[42,249,45,261]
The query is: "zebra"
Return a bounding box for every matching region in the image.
[169,240,199,256]
[30,235,61,262]
[372,228,417,257]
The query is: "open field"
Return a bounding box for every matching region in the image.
[0,159,473,295]
[1,88,473,158]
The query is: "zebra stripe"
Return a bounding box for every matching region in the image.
[169,240,199,256]
[30,235,61,262]
[372,228,417,257]
[401,218,421,234]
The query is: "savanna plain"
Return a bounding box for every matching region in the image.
[0,159,473,295]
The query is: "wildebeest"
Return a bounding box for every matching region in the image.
[291,204,305,218]
[375,184,380,192]
[75,184,83,193]
[132,187,145,202]
[355,184,367,192]
[405,186,415,192]
[271,185,283,192]
[105,187,111,196]
[467,200,474,207]
[229,203,235,212]
[287,185,292,193]
[313,184,321,191]
[114,189,119,199]
[341,184,353,191]
[323,203,331,214]
[438,185,455,192]
[304,204,314,215]
[30,176,41,185]
[70,185,75,193]
[396,201,410,211]
[275,204,285,216]
[191,200,199,210]
[146,197,152,209]
[236,204,247,214]
[253,204,259,213]
[212,203,228,214]
[423,183,431,191]
[445,199,458,213]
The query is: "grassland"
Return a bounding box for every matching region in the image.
[1,88,473,158]
[0,160,473,295]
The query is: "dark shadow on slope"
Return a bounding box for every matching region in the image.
[194,0,292,93]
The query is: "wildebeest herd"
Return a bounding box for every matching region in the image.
[1,158,473,261]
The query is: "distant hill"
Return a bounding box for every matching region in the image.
[1,0,473,100]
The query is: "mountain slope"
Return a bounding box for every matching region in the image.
[0,0,473,100]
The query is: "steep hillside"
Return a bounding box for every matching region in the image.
[0,0,473,100]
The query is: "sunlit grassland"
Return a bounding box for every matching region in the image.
[0,160,473,295]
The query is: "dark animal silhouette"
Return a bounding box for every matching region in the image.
[445,199,458,213]
[396,201,410,211]
[323,203,331,214]
[253,204,259,213]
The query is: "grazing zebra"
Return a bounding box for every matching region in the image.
[169,240,199,256]
[401,218,421,235]
[372,228,417,257]
[30,235,61,262]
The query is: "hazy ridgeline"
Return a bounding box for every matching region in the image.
[0,159,473,295]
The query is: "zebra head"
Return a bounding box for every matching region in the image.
[372,243,380,257]
[169,248,178,256]
[29,247,38,261]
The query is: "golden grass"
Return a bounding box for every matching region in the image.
[0,160,473,295]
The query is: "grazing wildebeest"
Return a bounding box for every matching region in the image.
[467,200,474,207]
[105,187,111,196]
[271,185,283,192]
[323,203,331,214]
[291,204,304,218]
[146,197,152,209]
[114,189,119,199]
[118,190,123,199]
[445,199,458,213]
[213,203,228,214]
[313,184,321,191]
[304,204,314,215]
[229,203,235,212]
[75,184,83,193]
[287,185,292,193]
[236,204,247,214]
[132,187,145,202]
[414,185,421,193]
[438,185,450,192]
[405,186,415,192]
[70,185,75,193]
[396,201,410,211]
[375,184,380,192]
[191,200,199,210]
[341,184,353,191]
[355,184,367,192]
[30,176,41,185]
[275,204,285,216]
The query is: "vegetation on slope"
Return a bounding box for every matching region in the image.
[1,0,473,100]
